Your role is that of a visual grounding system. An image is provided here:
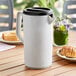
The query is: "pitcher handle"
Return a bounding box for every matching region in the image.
[16,12,24,44]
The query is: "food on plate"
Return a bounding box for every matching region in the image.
[2,31,19,41]
[60,46,76,58]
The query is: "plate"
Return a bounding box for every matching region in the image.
[0,30,22,44]
[57,49,76,61]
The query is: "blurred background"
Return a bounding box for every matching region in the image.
[0,0,76,30]
[0,0,64,29]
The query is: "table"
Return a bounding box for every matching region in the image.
[0,30,76,76]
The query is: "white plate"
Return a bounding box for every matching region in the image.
[0,30,22,44]
[57,49,76,61]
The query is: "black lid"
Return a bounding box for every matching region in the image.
[23,7,50,16]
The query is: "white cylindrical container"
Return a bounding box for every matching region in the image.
[16,7,54,69]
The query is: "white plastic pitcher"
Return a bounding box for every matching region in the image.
[16,7,55,69]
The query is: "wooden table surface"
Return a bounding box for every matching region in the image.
[0,30,76,76]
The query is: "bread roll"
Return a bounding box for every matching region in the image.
[60,46,76,58]
[2,31,19,41]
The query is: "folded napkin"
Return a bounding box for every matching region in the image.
[0,43,16,52]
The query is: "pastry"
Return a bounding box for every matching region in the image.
[60,46,76,58]
[2,31,19,41]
